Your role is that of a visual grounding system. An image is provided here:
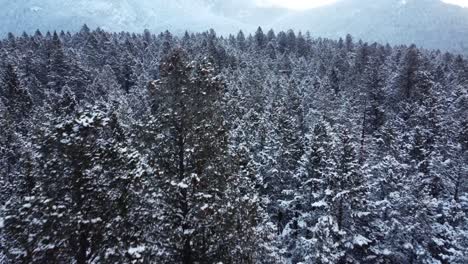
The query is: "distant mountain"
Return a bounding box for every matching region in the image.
[1,0,467,53]
[0,0,253,35]
[276,0,468,53]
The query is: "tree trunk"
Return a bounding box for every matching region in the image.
[359,98,368,164]
[337,199,344,230]
[454,169,462,202]
[76,230,89,264]
[182,238,193,264]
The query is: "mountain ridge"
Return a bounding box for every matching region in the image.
[274,0,468,53]
[1,0,467,53]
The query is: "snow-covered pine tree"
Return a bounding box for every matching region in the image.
[3,103,149,263]
[146,49,264,263]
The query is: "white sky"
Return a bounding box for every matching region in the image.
[442,0,468,7]
[255,0,338,10]
[256,0,468,10]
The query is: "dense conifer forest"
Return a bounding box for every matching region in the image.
[0,26,467,263]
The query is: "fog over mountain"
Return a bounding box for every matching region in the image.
[275,0,468,53]
[1,0,468,53]
[0,0,253,35]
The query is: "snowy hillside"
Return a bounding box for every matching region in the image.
[276,0,468,53]
[1,26,467,264]
[0,0,252,35]
[1,0,468,53]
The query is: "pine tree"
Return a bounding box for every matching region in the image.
[255,27,266,49]
[311,127,372,263]
[146,49,262,263]
[1,64,32,121]
[3,106,149,263]
[237,30,246,51]
[46,32,69,93]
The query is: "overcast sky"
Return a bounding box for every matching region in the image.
[255,0,337,10]
[256,0,468,9]
[443,0,468,7]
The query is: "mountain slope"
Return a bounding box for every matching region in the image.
[1,0,468,53]
[0,0,252,35]
[275,0,468,53]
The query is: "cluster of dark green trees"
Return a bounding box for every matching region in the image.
[0,26,467,263]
